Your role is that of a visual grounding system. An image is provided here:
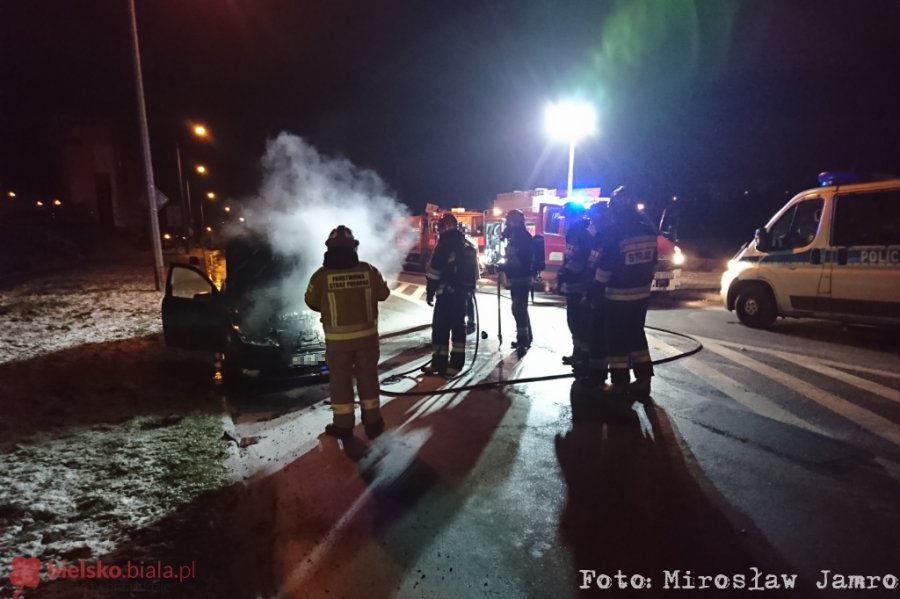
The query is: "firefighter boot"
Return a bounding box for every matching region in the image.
[423,353,449,377]
[325,424,354,439]
[361,398,384,439]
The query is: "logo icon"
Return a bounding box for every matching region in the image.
[9,556,41,598]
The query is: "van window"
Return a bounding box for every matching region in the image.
[544,206,564,235]
[769,197,824,250]
[833,189,900,246]
[471,215,484,236]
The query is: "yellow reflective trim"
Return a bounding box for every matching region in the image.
[327,292,338,326]
[608,356,628,368]
[630,350,652,364]
[360,398,380,410]
[324,326,378,341]
[606,286,651,301]
[332,402,355,415]
[325,321,376,333]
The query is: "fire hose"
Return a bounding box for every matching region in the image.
[377,290,703,397]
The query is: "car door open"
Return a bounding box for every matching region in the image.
[161,264,228,351]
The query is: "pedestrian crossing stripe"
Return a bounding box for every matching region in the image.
[389,282,426,304]
[651,336,827,436]
[695,336,900,448]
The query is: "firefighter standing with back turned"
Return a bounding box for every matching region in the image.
[424,213,479,377]
[582,201,612,387]
[592,187,658,398]
[305,226,390,439]
[500,209,534,358]
[556,201,593,372]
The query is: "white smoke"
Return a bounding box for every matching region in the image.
[228,133,415,329]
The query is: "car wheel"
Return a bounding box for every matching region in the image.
[736,284,777,329]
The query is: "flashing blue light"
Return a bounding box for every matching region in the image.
[817,171,859,186]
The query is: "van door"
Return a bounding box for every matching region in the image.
[762,196,828,313]
[826,189,900,319]
[540,203,566,273]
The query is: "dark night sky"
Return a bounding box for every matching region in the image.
[3,0,900,213]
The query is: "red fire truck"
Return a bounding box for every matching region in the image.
[483,188,685,291]
[403,204,486,271]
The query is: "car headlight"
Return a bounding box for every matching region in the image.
[672,246,685,267]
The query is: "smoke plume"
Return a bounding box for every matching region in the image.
[228,133,414,331]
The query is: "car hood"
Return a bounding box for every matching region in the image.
[224,237,324,350]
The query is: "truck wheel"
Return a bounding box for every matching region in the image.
[736,285,777,329]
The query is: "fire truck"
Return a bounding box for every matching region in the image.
[483,188,685,291]
[403,204,486,271]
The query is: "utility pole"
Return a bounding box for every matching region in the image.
[128,0,165,290]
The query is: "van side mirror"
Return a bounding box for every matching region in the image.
[754,228,771,252]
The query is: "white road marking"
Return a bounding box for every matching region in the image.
[817,359,900,380]
[652,337,828,435]
[389,281,427,304]
[697,336,900,447]
[717,341,900,406]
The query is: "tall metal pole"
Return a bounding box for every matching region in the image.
[128,0,165,290]
[566,139,575,199]
[175,143,192,251]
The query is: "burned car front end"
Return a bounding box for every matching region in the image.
[161,237,329,386]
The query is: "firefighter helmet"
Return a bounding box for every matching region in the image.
[505,209,525,226]
[588,201,608,222]
[609,186,638,214]
[438,212,458,232]
[325,225,359,248]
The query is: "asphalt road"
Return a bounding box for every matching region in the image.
[27,272,898,598]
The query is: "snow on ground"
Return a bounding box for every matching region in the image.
[0,263,163,364]
[0,261,234,589]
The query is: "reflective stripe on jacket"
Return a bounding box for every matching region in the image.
[595,217,658,302]
[305,262,390,341]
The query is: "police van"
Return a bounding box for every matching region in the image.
[721,172,900,328]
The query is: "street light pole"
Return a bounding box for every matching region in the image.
[567,140,576,200]
[175,143,194,251]
[128,0,165,290]
[545,100,597,199]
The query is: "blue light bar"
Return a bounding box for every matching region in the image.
[817,171,859,186]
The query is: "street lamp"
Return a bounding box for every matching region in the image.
[176,123,212,249]
[195,164,208,175]
[206,191,216,200]
[544,100,597,199]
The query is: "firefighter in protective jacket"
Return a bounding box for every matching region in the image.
[305,226,390,439]
[592,187,658,398]
[425,213,478,377]
[500,209,534,357]
[557,201,593,370]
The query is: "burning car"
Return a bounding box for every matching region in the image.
[161,236,328,386]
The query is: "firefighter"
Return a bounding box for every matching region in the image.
[593,187,658,398]
[305,226,391,439]
[424,213,479,376]
[582,201,612,387]
[500,208,534,357]
[557,201,593,372]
